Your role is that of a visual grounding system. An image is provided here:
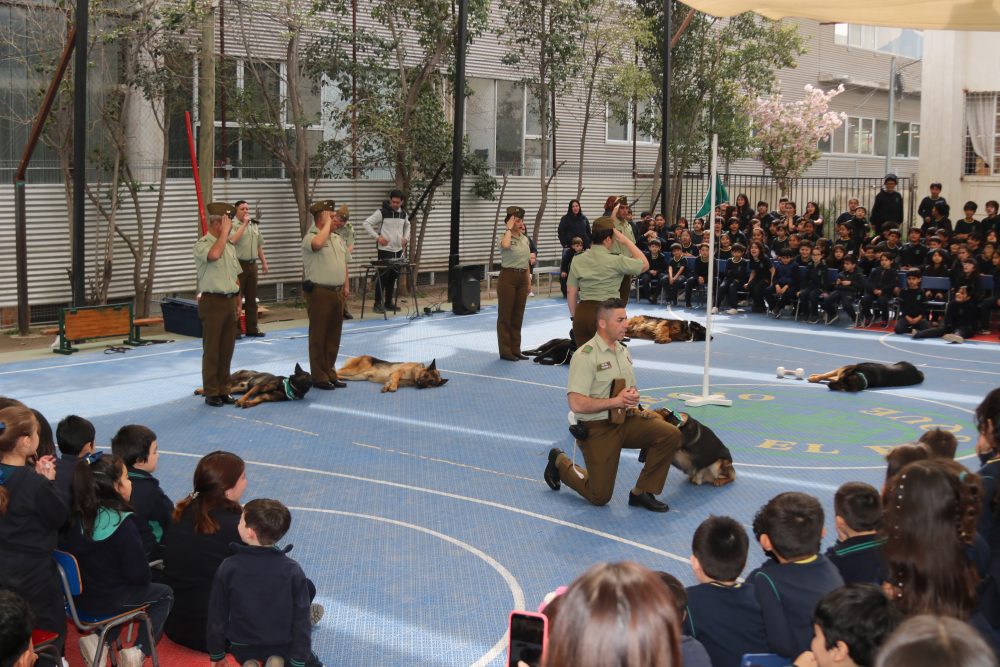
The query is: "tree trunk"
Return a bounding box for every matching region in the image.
[577,48,602,201]
[284,16,312,234]
[198,2,216,205]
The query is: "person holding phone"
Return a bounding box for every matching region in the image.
[544,298,681,513]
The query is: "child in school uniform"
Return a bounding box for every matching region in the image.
[822,255,864,325]
[749,492,844,660]
[664,243,687,306]
[719,243,750,314]
[658,572,711,667]
[860,253,898,327]
[54,414,97,503]
[558,236,584,299]
[0,405,68,657]
[684,243,712,308]
[825,482,886,585]
[207,498,322,667]
[766,248,800,318]
[111,424,173,561]
[793,584,901,667]
[685,515,768,667]
[894,270,930,335]
[800,246,832,323]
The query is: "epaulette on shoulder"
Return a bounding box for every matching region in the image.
[581,345,593,353]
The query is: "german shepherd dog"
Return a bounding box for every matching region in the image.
[337,355,449,392]
[808,361,924,392]
[194,364,312,408]
[523,338,576,365]
[626,315,708,344]
[632,408,736,486]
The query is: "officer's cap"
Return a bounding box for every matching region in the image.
[335,203,350,220]
[506,206,525,219]
[592,216,615,233]
[309,200,336,216]
[207,202,236,218]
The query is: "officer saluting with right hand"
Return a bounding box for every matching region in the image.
[544,298,681,512]
[302,200,350,390]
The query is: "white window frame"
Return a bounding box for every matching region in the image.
[604,102,658,146]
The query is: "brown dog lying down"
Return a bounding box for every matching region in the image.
[626,315,708,344]
[630,407,736,486]
[808,361,924,392]
[337,355,449,392]
[194,364,312,408]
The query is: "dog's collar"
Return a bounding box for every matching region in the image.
[283,378,297,400]
[856,372,869,390]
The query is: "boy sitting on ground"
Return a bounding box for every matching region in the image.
[685,515,768,667]
[825,482,885,585]
[110,424,173,560]
[208,498,322,667]
[749,492,844,659]
[658,572,711,667]
[792,584,901,667]
[54,414,97,502]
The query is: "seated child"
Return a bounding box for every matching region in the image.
[765,248,800,318]
[793,584,901,667]
[719,243,750,314]
[800,246,831,323]
[0,589,41,667]
[664,243,687,306]
[559,236,584,299]
[658,572,712,667]
[912,285,981,343]
[684,243,713,308]
[918,428,958,460]
[685,515,768,667]
[111,425,173,561]
[54,414,97,502]
[61,454,173,666]
[822,255,864,325]
[894,270,930,335]
[208,498,322,667]
[639,238,669,303]
[860,253,898,327]
[825,482,886,585]
[749,492,844,659]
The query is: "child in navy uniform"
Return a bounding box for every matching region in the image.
[894,270,929,335]
[800,246,831,323]
[638,238,669,303]
[719,243,750,314]
[658,572,711,667]
[558,236,584,299]
[111,425,173,561]
[664,243,687,305]
[54,414,97,502]
[685,515,768,667]
[822,255,864,325]
[859,253,898,326]
[825,482,886,585]
[749,492,844,659]
[208,498,322,667]
[794,584,901,667]
[684,243,712,308]
[766,248,800,318]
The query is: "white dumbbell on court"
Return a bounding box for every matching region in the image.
[776,366,805,380]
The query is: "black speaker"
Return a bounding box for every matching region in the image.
[451,264,481,315]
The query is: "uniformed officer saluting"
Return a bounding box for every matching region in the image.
[544,298,681,512]
[230,200,268,337]
[302,200,350,390]
[497,205,531,361]
[193,202,243,407]
[567,217,648,347]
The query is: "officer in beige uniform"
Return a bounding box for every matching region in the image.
[230,200,268,337]
[609,197,638,301]
[335,213,356,319]
[302,200,350,390]
[497,205,531,361]
[567,217,647,347]
[544,298,681,512]
[193,202,243,407]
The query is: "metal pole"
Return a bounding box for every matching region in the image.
[448,0,468,295]
[885,56,896,176]
[72,0,89,307]
[660,0,670,218]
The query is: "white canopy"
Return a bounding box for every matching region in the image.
[679,0,1000,31]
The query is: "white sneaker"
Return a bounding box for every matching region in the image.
[943,333,964,344]
[79,635,107,667]
[117,647,144,667]
[726,308,738,315]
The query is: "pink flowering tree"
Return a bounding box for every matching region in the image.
[751,84,845,195]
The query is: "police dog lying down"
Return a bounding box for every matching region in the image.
[194,364,312,408]
[633,407,735,486]
[337,355,448,392]
[626,315,708,344]
[807,361,924,392]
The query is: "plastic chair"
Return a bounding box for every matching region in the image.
[53,549,160,667]
[741,654,792,667]
[31,629,60,662]
[921,276,951,320]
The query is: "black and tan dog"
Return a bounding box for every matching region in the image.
[337,355,448,392]
[632,407,735,486]
[194,364,312,408]
[626,315,708,344]
[808,361,924,392]
[523,338,576,365]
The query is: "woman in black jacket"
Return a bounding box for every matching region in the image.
[558,199,591,249]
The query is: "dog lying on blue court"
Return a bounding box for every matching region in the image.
[808,361,924,392]
[194,364,312,408]
[523,338,576,365]
[633,408,736,486]
[337,355,448,392]
[626,315,708,344]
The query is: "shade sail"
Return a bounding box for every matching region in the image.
[680,0,1000,31]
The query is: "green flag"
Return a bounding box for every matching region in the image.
[695,174,729,218]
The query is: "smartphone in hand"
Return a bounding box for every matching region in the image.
[507,610,548,667]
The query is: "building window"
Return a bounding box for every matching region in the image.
[820,115,875,155]
[965,92,999,176]
[465,77,552,176]
[833,24,922,59]
[874,120,920,158]
[605,102,657,145]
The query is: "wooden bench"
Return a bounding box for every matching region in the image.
[53,304,159,355]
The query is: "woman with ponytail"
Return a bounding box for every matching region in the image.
[163,451,247,651]
[61,454,173,665]
[0,404,68,656]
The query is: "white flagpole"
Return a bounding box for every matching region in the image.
[678,134,731,408]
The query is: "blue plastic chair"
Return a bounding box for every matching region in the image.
[53,550,160,667]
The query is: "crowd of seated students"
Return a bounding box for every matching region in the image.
[0,396,324,667]
[559,182,1000,342]
[518,386,1000,667]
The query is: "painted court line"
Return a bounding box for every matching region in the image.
[352,441,539,483]
[310,404,556,445]
[159,450,692,565]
